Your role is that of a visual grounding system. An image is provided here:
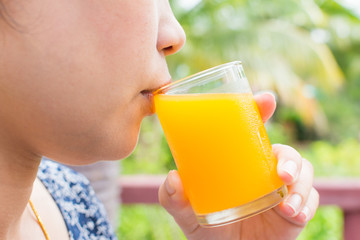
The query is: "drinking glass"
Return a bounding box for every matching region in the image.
[154,61,287,227]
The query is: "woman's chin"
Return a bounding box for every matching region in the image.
[104,130,140,160]
[43,121,143,165]
[47,134,139,165]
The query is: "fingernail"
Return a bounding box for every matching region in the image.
[264,91,276,100]
[286,194,302,217]
[299,206,310,222]
[281,160,297,179]
[255,91,276,99]
[165,170,176,196]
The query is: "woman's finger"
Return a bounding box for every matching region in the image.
[254,92,277,123]
[277,158,314,222]
[293,187,320,224]
[273,144,303,184]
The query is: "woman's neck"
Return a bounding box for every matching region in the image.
[0,141,41,239]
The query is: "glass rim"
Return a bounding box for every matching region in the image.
[153,61,242,95]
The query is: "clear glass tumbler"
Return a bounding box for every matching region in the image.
[154,61,287,227]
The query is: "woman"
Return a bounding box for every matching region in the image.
[0,0,318,239]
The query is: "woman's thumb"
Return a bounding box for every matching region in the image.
[158,170,201,237]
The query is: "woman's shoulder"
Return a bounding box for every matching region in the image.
[38,158,117,240]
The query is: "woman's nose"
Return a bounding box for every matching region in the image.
[157,4,186,56]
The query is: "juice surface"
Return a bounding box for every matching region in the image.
[154,93,283,214]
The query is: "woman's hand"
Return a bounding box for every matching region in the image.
[158,92,319,240]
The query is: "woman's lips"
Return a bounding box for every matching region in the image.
[143,80,172,95]
[139,90,154,115]
[140,80,172,115]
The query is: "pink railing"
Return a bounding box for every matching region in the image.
[119,176,360,240]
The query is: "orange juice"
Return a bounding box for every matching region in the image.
[154,92,283,214]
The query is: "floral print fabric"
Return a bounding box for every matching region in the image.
[37,159,117,240]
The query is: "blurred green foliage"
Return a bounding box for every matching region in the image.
[301,139,360,177]
[117,205,186,240]
[118,0,360,239]
[298,206,343,240]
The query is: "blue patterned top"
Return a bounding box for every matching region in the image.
[37,159,117,240]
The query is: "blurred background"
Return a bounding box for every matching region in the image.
[117,0,360,239]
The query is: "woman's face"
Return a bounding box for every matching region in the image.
[0,0,185,163]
